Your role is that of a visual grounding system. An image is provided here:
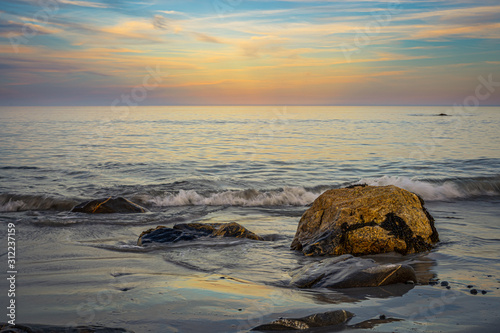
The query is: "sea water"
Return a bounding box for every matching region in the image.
[0,106,499,332]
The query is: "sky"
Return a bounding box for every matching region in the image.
[0,0,499,106]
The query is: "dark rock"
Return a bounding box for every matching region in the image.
[291,185,439,256]
[470,289,478,295]
[0,323,134,332]
[251,310,354,331]
[289,254,417,289]
[71,197,147,214]
[379,314,386,320]
[446,286,451,289]
[138,222,263,245]
[467,285,474,289]
[482,290,487,295]
[440,281,449,287]
[438,113,449,116]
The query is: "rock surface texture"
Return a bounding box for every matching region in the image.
[251,310,354,331]
[291,185,439,256]
[138,222,263,245]
[289,254,417,288]
[71,197,148,214]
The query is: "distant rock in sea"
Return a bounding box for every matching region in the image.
[289,254,417,288]
[251,310,354,331]
[138,222,264,245]
[438,113,449,116]
[291,185,439,256]
[71,197,148,214]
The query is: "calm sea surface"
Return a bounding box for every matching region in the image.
[0,106,499,332]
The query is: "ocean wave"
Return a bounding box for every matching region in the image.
[148,187,321,207]
[0,166,40,170]
[0,194,77,212]
[356,175,500,201]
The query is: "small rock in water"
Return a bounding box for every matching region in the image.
[482,290,487,295]
[440,281,449,287]
[487,275,492,277]
[71,196,148,214]
[470,289,478,295]
[446,286,451,289]
[251,310,354,331]
[289,254,417,289]
[467,285,474,289]
[379,314,386,320]
[138,222,264,245]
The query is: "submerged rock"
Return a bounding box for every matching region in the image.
[0,323,134,332]
[291,185,439,256]
[71,197,147,214]
[289,254,417,288]
[138,222,263,245]
[251,310,354,331]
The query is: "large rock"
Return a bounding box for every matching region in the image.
[138,222,263,245]
[71,197,147,214]
[289,254,417,288]
[251,310,354,331]
[291,185,439,256]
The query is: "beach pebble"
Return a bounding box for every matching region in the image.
[440,281,449,287]
[467,285,473,289]
[482,290,487,295]
[470,289,478,295]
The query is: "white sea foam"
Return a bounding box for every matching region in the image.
[357,175,499,201]
[149,187,320,207]
[0,194,76,212]
[0,199,26,212]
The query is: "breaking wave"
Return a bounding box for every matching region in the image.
[149,187,321,207]
[357,175,500,201]
[0,194,77,212]
[1,175,498,212]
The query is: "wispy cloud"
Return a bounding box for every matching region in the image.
[59,0,108,8]
[0,0,499,105]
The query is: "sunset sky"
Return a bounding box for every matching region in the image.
[1,0,499,106]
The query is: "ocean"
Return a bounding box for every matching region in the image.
[1,106,499,332]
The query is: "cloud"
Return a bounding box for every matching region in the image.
[0,19,61,37]
[58,0,108,8]
[192,32,225,44]
[413,22,500,40]
[237,35,290,57]
[158,10,188,16]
